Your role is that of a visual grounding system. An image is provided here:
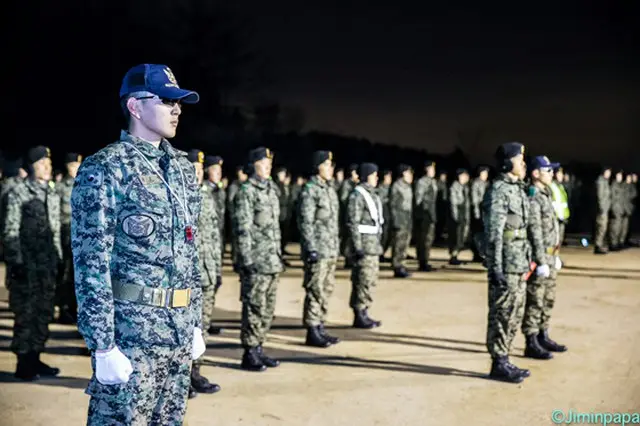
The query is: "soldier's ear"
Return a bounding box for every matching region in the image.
[126,97,142,120]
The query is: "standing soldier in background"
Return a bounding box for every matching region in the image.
[289,175,306,243]
[206,155,226,257]
[72,64,205,424]
[347,163,383,329]
[448,169,471,266]
[227,165,249,270]
[275,167,292,257]
[522,156,567,362]
[483,142,531,384]
[333,168,344,192]
[620,173,634,248]
[298,151,341,347]
[549,167,570,248]
[55,153,82,324]
[608,170,626,251]
[625,174,638,247]
[339,164,359,267]
[593,167,612,254]
[234,147,283,372]
[435,171,449,243]
[377,170,393,262]
[415,160,438,272]
[0,158,26,295]
[470,166,490,262]
[390,164,414,278]
[4,146,61,381]
[187,150,221,399]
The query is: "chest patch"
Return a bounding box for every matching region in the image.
[122,214,156,238]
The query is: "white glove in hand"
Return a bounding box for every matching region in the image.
[95,346,133,385]
[192,327,206,360]
[555,256,562,271]
[536,264,551,278]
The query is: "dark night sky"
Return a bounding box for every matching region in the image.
[236,1,639,168]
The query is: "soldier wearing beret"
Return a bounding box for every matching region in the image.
[71,64,205,424]
[298,151,341,347]
[205,155,226,272]
[470,166,490,262]
[347,163,383,328]
[4,145,61,381]
[376,169,393,262]
[234,147,283,371]
[389,164,414,277]
[339,164,359,267]
[448,168,471,265]
[227,165,249,271]
[414,160,438,272]
[608,170,626,251]
[483,142,532,383]
[593,167,612,254]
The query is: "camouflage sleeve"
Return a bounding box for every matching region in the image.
[234,186,255,267]
[527,196,547,266]
[220,189,227,218]
[347,191,364,252]
[471,182,482,219]
[450,184,461,222]
[3,190,23,265]
[596,179,607,213]
[427,183,438,218]
[298,185,317,253]
[414,180,425,208]
[339,183,350,205]
[485,189,507,274]
[214,222,223,275]
[389,183,400,226]
[53,196,62,262]
[227,184,238,211]
[71,161,117,351]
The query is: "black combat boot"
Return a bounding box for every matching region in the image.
[489,356,525,384]
[305,326,332,348]
[208,324,223,335]
[241,347,267,372]
[319,324,340,344]
[34,352,60,377]
[15,354,40,381]
[394,267,411,278]
[505,360,530,378]
[191,364,221,394]
[257,345,280,368]
[449,257,462,266]
[524,334,553,360]
[363,309,381,328]
[353,309,375,329]
[419,264,434,272]
[538,329,567,352]
[594,247,607,255]
[188,385,198,399]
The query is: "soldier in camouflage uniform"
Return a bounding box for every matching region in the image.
[275,167,292,258]
[608,170,626,251]
[205,155,226,258]
[522,156,568,361]
[55,152,82,324]
[298,151,341,347]
[625,174,638,247]
[72,64,205,424]
[470,166,490,262]
[377,170,393,261]
[483,142,532,383]
[448,169,471,265]
[228,165,250,270]
[435,171,449,243]
[4,146,61,381]
[186,149,222,399]
[347,163,383,329]
[289,175,306,243]
[390,164,414,277]
[333,168,344,193]
[0,158,26,294]
[593,167,612,254]
[339,164,359,267]
[414,160,438,272]
[234,147,283,372]
[621,174,634,247]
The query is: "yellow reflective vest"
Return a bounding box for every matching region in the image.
[549,181,570,221]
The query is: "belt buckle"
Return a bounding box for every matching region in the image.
[171,289,191,308]
[152,288,167,307]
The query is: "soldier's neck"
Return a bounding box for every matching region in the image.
[128,126,162,148]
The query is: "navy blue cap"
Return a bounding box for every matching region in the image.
[397,164,412,175]
[119,64,199,104]
[27,146,51,164]
[204,155,223,168]
[495,142,525,162]
[530,156,559,171]
[359,163,378,180]
[187,150,204,164]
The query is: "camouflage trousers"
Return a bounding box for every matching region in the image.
[241,273,279,348]
[195,272,217,367]
[381,220,392,256]
[522,269,558,336]
[594,213,609,249]
[86,343,191,426]
[486,273,526,358]
[608,215,625,246]
[448,220,469,257]
[350,255,379,311]
[391,227,412,269]
[621,216,630,244]
[10,267,56,354]
[340,225,352,259]
[56,224,76,313]
[416,218,436,266]
[303,258,337,327]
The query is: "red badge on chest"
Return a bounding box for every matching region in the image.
[185,225,194,242]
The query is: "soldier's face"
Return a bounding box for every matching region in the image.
[439,174,447,182]
[318,159,334,181]
[131,95,182,139]
[193,162,204,185]
[626,175,632,184]
[633,174,638,183]
[563,174,570,182]
[255,158,272,179]
[459,173,469,184]
[510,154,526,180]
[403,170,414,184]
[335,170,344,182]
[479,170,489,181]
[277,171,287,182]
[33,158,52,181]
[603,169,612,179]
[66,161,81,179]
[383,173,392,185]
[18,168,27,179]
[616,173,623,182]
[538,168,553,185]
[239,171,248,182]
[367,172,379,187]
[426,165,436,178]
[208,164,222,182]
[555,171,564,182]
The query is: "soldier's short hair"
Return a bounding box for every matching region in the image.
[120,91,155,126]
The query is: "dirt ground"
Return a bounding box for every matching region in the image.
[0,243,639,426]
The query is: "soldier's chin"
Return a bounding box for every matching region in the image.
[161,126,178,139]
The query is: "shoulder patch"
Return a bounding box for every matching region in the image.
[77,166,104,188]
[528,186,537,197]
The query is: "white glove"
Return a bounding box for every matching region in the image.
[192,327,206,360]
[555,256,562,271]
[536,264,551,278]
[95,346,133,385]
